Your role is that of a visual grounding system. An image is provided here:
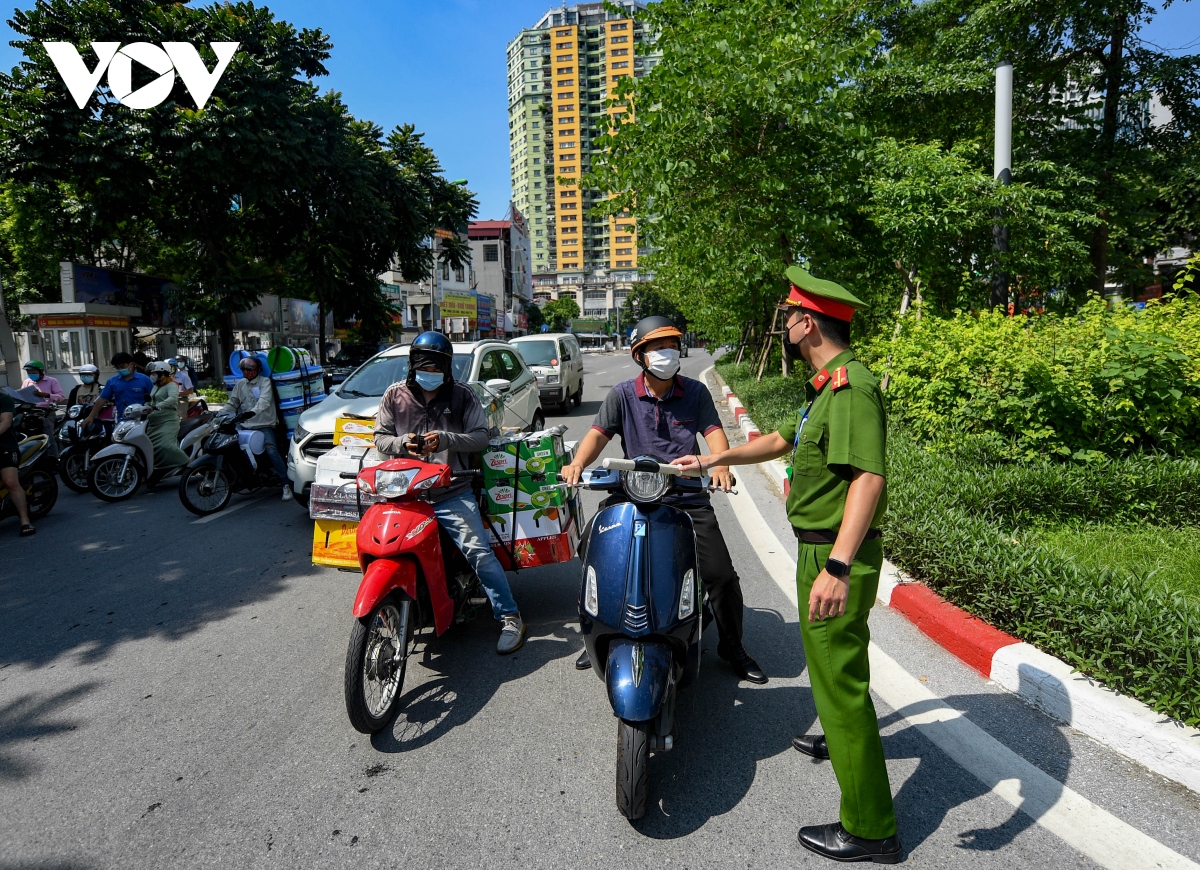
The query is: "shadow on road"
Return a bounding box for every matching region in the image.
[1,494,312,670]
[629,606,815,838]
[0,682,99,782]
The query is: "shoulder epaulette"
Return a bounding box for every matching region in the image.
[830,365,850,391]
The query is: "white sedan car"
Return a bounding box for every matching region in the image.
[287,340,544,502]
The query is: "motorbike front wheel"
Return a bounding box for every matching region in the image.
[24,468,59,519]
[178,465,233,516]
[616,718,649,821]
[87,455,142,502]
[59,448,91,493]
[344,594,415,734]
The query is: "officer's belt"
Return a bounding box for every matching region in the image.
[793,528,882,543]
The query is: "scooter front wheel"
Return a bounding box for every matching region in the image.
[24,468,59,519]
[344,594,415,734]
[87,455,142,502]
[616,718,649,821]
[59,448,91,493]
[178,466,233,516]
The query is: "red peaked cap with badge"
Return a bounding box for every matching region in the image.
[779,265,869,322]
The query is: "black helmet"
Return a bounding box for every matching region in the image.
[408,331,454,385]
[629,316,683,355]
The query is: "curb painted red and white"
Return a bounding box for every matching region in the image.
[713,368,1200,795]
[721,385,764,442]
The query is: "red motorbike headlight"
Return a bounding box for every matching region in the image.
[357,477,375,494]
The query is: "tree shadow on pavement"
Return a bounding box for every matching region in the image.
[0,495,310,670]
[0,682,99,783]
[628,606,816,839]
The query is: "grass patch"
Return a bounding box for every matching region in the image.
[1026,524,1200,602]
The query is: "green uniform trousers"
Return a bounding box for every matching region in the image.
[797,538,896,840]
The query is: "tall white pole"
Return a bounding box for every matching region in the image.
[992,60,1013,311]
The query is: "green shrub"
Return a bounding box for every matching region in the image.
[886,432,1200,726]
[196,385,228,403]
[716,356,808,434]
[871,296,1200,459]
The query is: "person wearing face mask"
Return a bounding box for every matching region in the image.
[84,353,155,430]
[20,360,66,457]
[374,331,526,656]
[672,266,900,865]
[143,361,191,484]
[224,356,291,501]
[560,316,767,684]
[68,364,102,407]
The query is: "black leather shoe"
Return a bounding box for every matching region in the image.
[575,649,591,670]
[717,642,768,684]
[798,822,903,864]
[792,733,829,760]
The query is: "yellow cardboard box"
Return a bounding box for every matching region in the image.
[313,519,360,568]
[334,415,376,449]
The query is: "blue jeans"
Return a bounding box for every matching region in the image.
[433,492,519,620]
[253,427,289,484]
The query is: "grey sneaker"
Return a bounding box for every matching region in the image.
[281,485,294,502]
[497,614,526,655]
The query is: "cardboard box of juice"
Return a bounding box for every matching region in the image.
[312,519,360,568]
[334,415,376,448]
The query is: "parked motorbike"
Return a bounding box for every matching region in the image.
[176,412,282,516]
[57,403,111,493]
[0,434,59,523]
[86,404,214,502]
[340,457,486,734]
[576,457,731,821]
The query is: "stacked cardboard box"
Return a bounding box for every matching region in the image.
[482,427,581,569]
[310,445,386,567]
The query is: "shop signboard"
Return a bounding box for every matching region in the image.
[63,262,176,327]
[477,295,493,330]
[442,293,478,330]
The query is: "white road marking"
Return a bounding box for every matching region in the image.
[714,368,1198,870]
[190,494,272,524]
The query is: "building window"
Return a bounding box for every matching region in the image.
[612,61,629,69]
[610,22,628,30]
[536,230,543,236]
[557,67,573,74]
[484,244,499,262]
[532,121,539,128]
[618,260,633,267]
[455,265,465,283]
[559,141,576,149]
[617,248,632,255]
[533,170,541,176]
[557,54,571,61]
[532,133,540,140]
[557,103,575,112]
[611,34,629,43]
[611,48,629,56]
[534,182,541,188]
[533,158,540,164]
[558,116,575,124]
[441,262,450,280]
[536,242,544,248]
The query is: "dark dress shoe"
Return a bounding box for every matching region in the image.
[717,642,768,684]
[798,822,903,864]
[792,733,829,760]
[575,649,591,670]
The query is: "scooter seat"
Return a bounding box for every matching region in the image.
[179,416,205,438]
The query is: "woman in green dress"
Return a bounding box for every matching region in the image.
[145,362,190,482]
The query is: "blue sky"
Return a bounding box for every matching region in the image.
[2,0,1198,221]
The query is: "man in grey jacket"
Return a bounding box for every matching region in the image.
[225,357,292,501]
[374,332,525,654]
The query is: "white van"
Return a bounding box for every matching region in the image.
[510,333,584,412]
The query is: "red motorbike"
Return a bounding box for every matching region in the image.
[342,457,485,734]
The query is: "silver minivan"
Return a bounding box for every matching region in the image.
[510,333,584,412]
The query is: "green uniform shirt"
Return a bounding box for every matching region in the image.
[776,348,888,531]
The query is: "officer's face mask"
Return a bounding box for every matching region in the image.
[783,314,809,363]
[414,370,445,391]
[643,348,681,380]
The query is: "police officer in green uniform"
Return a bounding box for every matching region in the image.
[673,265,902,864]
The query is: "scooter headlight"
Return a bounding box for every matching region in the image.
[374,469,418,498]
[112,422,135,442]
[678,568,695,619]
[584,565,599,617]
[621,470,669,504]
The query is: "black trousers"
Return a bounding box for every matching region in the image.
[586,497,745,646]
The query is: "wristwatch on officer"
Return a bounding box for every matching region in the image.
[824,557,851,580]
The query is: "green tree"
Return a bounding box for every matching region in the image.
[542,296,580,332]
[523,300,545,332]
[586,0,881,344]
[619,284,685,330]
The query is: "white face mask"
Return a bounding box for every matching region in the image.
[644,348,681,380]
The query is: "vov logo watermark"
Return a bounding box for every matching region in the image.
[43,42,239,110]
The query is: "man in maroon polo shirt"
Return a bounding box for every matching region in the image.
[561,316,767,684]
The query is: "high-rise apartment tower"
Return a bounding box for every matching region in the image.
[506,2,658,325]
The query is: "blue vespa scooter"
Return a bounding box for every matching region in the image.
[575,456,731,820]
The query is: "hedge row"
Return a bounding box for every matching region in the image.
[717,355,1200,726]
